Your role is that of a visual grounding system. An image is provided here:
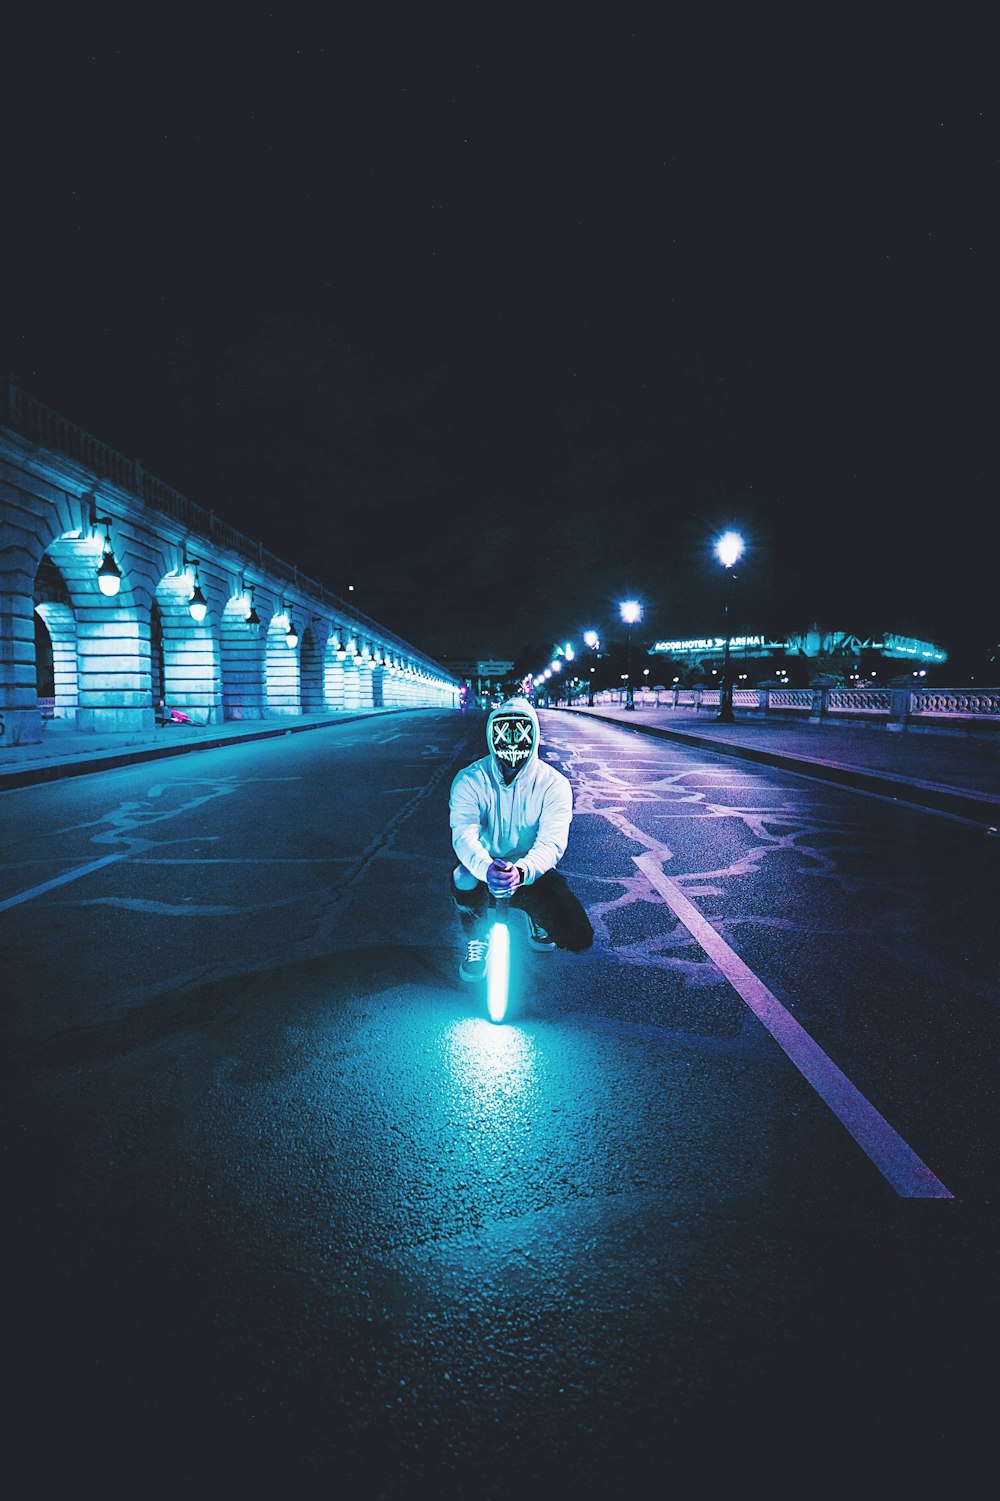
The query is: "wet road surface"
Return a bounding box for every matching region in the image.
[2,709,997,1496]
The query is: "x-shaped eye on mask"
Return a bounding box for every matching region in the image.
[491,717,534,764]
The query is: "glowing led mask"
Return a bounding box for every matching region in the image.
[489,713,536,772]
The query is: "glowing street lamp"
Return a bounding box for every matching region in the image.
[714,531,745,722]
[93,513,122,596]
[97,544,122,596]
[619,600,642,711]
[185,559,207,623]
[716,531,744,570]
[189,581,207,623]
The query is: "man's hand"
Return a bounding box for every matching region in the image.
[486,860,521,897]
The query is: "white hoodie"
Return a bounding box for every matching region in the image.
[449,699,573,885]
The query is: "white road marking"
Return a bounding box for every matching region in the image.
[0,853,129,913]
[127,857,354,865]
[633,852,953,1200]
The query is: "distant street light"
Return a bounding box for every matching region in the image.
[619,600,642,711]
[714,532,744,722]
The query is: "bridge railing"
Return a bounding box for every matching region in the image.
[1,377,450,675]
[582,684,1000,729]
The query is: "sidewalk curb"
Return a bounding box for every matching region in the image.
[558,708,1000,830]
[0,708,426,792]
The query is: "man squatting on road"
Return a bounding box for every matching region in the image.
[449,697,594,982]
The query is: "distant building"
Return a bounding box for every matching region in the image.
[648,628,947,686]
[443,659,516,704]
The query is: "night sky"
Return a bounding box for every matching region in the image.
[3,10,995,671]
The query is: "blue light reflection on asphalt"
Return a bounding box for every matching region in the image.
[442,1018,539,1126]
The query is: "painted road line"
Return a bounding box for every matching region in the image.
[633,852,953,1200]
[0,853,130,913]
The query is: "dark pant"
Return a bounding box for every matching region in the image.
[451,869,594,952]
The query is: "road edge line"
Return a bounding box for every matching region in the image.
[633,852,953,1200]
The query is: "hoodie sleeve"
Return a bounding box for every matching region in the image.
[449,768,494,882]
[518,770,573,884]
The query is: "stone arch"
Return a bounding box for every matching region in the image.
[220,590,266,720]
[300,622,327,712]
[44,524,149,733]
[265,609,301,714]
[153,566,222,725]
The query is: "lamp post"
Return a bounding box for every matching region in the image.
[714,531,744,722]
[619,601,641,710]
[583,630,599,705]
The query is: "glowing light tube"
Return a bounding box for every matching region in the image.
[486,920,510,1023]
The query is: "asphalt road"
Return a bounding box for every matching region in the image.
[2,708,997,1498]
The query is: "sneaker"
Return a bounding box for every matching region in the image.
[525,914,557,950]
[459,937,489,982]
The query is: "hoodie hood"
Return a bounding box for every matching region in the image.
[486,697,540,780]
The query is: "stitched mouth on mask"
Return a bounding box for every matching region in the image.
[495,747,529,765]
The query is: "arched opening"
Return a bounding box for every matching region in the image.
[150,601,165,718]
[34,613,54,697]
[34,555,79,719]
[41,532,147,732]
[300,624,326,712]
[154,570,221,725]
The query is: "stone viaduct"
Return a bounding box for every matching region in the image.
[0,379,459,746]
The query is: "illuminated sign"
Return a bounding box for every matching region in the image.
[652,636,781,654]
[651,631,947,663]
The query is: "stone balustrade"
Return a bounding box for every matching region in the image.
[584,684,1000,731]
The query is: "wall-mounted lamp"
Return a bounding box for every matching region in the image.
[284,607,299,649]
[184,557,207,623]
[92,508,122,596]
[244,585,260,628]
